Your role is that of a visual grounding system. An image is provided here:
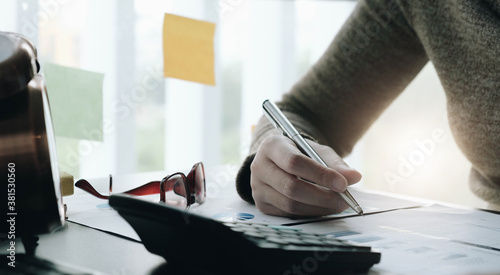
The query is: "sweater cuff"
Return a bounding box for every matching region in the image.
[235,153,256,204]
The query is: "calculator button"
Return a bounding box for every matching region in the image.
[300,234,323,240]
[257,227,279,233]
[301,238,325,245]
[323,239,348,246]
[266,237,289,245]
[297,232,322,238]
[279,232,301,239]
[268,225,301,231]
[264,233,281,239]
[230,227,249,232]
[280,238,307,245]
[235,223,254,228]
[250,224,268,229]
[244,231,266,238]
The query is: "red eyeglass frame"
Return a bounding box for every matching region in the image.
[74,162,206,208]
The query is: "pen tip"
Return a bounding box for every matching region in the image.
[354,206,364,216]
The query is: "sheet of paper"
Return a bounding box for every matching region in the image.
[163,13,216,85]
[292,204,500,275]
[43,63,104,141]
[189,187,425,225]
[64,168,425,241]
[64,171,168,242]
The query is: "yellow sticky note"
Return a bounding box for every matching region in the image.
[163,13,216,86]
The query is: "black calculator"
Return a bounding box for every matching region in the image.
[109,194,381,274]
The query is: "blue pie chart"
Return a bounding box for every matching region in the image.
[213,212,255,221]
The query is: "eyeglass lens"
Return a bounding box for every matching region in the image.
[161,162,206,209]
[193,162,206,204]
[162,174,189,209]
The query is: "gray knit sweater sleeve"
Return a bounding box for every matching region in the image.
[236,0,500,207]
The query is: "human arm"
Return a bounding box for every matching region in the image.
[236,0,429,217]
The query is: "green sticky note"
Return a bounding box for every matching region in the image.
[43,63,104,141]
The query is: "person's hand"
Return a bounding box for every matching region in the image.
[250,134,362,217]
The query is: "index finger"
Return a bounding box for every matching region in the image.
[267,136,348,192]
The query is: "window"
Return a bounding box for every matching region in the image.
[0,0,484,208]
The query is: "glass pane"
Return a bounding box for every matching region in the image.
[165,174,188,209]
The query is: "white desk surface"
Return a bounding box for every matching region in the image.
[2,166,498,275]
[1,221,166,274]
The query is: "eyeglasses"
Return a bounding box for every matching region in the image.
[74,162,206,209]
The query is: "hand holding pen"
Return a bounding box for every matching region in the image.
[249,99,364,217]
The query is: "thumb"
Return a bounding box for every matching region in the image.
[307,140,363,185]
[335,163,362,185]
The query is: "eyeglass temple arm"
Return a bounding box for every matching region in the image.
[75,180,111,199]
[75,179,175,199]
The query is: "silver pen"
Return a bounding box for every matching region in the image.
[262,99,364,216]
